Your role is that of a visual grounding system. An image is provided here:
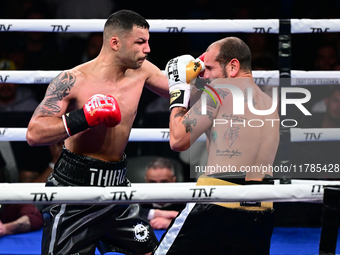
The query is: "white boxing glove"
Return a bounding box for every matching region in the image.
[165,55,205,110]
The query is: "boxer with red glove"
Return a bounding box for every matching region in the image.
[62,94,121,136]
[165,54,205,110]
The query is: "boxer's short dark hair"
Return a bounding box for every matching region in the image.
[105,9,149,32]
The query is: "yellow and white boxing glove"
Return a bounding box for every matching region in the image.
[165,55,204,110]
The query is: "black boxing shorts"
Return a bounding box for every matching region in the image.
[41,148,158,255]
[153,172,274,255]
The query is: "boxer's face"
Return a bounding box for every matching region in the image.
[119,26,150,69]
[145,168,176,183]
[326,90,340,121]
[203,45,227,81]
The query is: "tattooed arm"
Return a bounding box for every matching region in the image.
[169,89,221,151]
[26,71,76,146]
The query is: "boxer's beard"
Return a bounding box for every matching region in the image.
[223,69,228,78]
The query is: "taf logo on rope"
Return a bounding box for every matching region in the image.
[167,27,185,33]
[0,24,12,31]
[31,192,57,202]
[0,75,9,83]
[51,25,70,32]
[190,187,216,198]
[110,190,136,200]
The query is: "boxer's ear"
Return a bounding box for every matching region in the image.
[228,58,240,78]
[110,37,119,51]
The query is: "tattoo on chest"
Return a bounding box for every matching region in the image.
[216,149,242,158]
[34,71,76,116]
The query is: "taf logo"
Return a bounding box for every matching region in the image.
[51,25,70,32]
[0,24,12,31]
[0,75,9,83]
[167,27,185,33]
[310,28,329,33]
[190,188,216,198]
[31,192,57,201]
[253,27,272,33]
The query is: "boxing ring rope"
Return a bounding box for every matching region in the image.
[2,70,340,85]
[1,18,340,33]
[0,182,329,204]
[1,127,339,142]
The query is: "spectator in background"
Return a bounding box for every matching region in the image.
[63,32,104,69]
[246,33,276,64]
[80,33,103,63]
[0,204,43,237]
[292,86,340,178]
[314,43,339,71]
[304,86,340,129]
[142,158,185,229]
[0,167,43,236]
[310,43,340,112]
[21,5,60,71]
[0,60,39,112]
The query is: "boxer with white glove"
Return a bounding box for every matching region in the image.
[62,94,121,136]
[165,54,205,110]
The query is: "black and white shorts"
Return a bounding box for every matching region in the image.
[41,148,158,255]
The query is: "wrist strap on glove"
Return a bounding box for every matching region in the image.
[169,84,191,110]
[62,109,89,136]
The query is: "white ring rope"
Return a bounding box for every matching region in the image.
[0,19,279,33]
[291,128,340,142]
[0,127,339,142]
[1,19,340,33]
[1,70,340,86]
[0,182,330,204]
[4,179,340,187]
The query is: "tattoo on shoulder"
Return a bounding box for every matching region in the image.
[216,88,228,99]
[244,88,257,106]
[33,71,76,116]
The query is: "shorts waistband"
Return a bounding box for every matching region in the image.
[196,174,273,211]
[53,148,128,187]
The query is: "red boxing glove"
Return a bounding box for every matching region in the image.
[62,94,121,136]
[83,94,121,127]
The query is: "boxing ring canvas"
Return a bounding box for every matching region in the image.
[0,227,339,255]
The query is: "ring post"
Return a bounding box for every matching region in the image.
[319,186,340,255]
[278,19,292,183]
